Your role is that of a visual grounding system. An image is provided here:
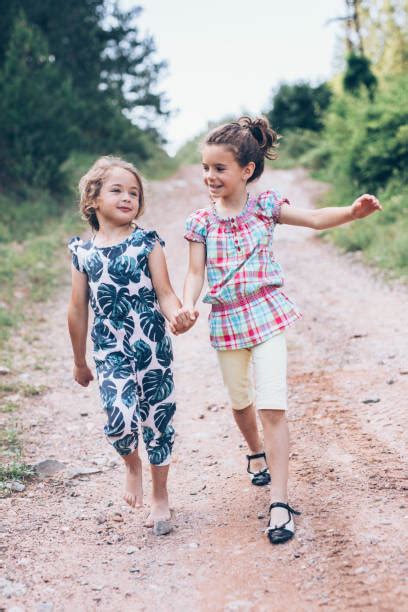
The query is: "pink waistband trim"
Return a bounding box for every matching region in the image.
[211,286,275,312]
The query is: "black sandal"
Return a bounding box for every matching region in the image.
[266,502,301,544]
[246,452,271,487]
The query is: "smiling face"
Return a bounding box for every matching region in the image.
[201,144,255,202]
[94,167,141,227]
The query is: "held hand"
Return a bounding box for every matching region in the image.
[170,306,199,335]
[351,194,382,220]
[74,364,94,387]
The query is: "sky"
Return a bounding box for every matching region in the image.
[121,0,345,154]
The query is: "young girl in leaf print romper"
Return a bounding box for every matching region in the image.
[67,156,196,536]
[177,116,382,544]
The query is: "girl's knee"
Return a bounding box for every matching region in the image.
[259,409,286,426]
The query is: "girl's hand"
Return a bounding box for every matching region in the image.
[170,307,199,334]
[74,364,94,387]
[351,194,382,220]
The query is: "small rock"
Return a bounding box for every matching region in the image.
[0,577,27,598]
[362,397,380,404]
[188,542,199,549]
[36,604,54,612]
[33,459,66,478]
[66,466,102,479]
[355,566,367,574]
[0,366,11,375]
[112,513,124,523]
[80,412,89,417]
[126,547,137,555]
[386,379,395,385]
[400,370,408,375]
[257,512,266,519]
[91,585,103,591]
[129,567,140,574]
[7,481,26,492]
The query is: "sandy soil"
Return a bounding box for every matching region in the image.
[1,166,407,612]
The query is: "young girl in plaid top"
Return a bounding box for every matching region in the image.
[177,116,382,544]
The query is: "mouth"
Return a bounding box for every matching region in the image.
[118,206,133,213]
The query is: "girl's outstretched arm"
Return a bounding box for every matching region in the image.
[280,194,382,230]
[67,267,94,387]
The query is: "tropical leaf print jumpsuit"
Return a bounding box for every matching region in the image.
[68,229,176,465]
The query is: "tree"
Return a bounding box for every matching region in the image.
[0,1,169,152]
[0,11,79,189]
[267,82,332,133]
[343,53,377,100]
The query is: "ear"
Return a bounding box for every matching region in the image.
[242,162,255,181]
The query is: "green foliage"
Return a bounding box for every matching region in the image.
[343,53,377,100]
[323,74,408,193]
[327,182,408,276]
[0,461,34,483]
[267,81,332,133]
[0,2,171,192]
[0,11,79,189]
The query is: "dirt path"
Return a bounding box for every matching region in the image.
[1,167,407,612]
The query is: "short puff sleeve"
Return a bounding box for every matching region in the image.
[68,237,85,273]
[142,230,165,257]
[256,190,290,224]
[184,211,208,243]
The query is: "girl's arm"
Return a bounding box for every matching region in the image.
[280,194,382,230]
[148,243,197,334]
[67,267,94,386]
[179,241,206,317]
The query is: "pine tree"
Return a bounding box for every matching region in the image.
[0,11,79,189]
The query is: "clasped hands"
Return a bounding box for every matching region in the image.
[169,305,199,335]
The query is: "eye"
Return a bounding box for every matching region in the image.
[130,192,138,197]
[111,188,120,193]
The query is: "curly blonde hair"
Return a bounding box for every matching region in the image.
[78,156,145,231]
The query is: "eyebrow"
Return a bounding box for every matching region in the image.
[109,183,139,189]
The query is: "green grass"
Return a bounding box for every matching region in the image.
[0,461,34,481]
[0,400,19,413]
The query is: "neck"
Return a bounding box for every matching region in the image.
[95,221,134,242]
[214,188,248,217]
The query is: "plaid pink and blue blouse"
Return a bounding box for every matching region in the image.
[184,190,301,350]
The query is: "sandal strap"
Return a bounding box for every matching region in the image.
[246,452,266,475]
[269,502,301,516]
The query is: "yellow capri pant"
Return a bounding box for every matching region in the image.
[216,332,287,411]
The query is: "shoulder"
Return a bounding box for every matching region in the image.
[184,207,212,242]
[68,236,93,274]
[68,236,93,252]
[254,190,289,223]
[134,227,165,256]
[255,190,283,208]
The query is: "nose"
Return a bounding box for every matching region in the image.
[122,192,131,203]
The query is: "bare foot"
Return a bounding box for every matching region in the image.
[123,453,143,508]
[145,497,172,535]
